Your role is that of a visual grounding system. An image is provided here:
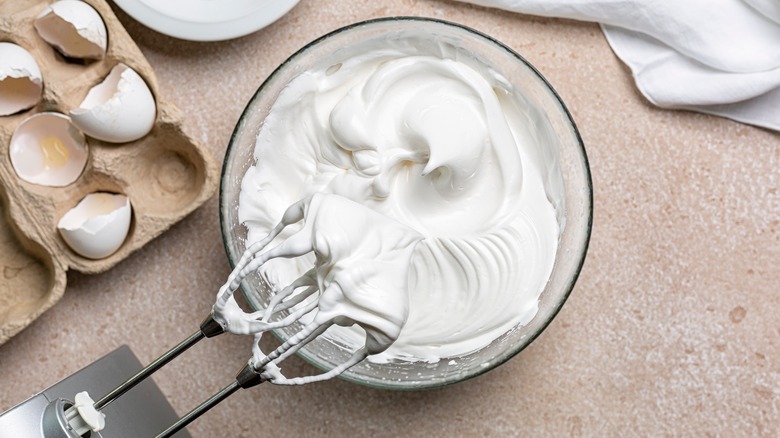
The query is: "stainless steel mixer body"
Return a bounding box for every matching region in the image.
[0,345,189,438]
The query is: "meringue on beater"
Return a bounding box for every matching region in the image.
[214,193,422,384]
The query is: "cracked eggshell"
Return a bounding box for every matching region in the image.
[70,63,156,143]
[9,112,88,187]
[58,193,132,259]
[0,42,43,116]
[34,0,108,60]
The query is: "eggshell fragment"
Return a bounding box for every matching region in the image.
[70,63,156,143]
[34,0,107,60]
[58,193,132,259]
[9,112,88,187]
[0,42,43,116]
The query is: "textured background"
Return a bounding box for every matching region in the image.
[1,0,778,436]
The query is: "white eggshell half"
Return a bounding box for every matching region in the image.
[34,0,107,59]
[58,193,132,259]
[0,42,43,116]
[9,112,88,187]
[70,63,156,143]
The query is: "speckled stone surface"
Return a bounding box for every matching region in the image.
[1,1,778,436]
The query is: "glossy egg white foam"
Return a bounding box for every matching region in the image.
[229,37,563,369]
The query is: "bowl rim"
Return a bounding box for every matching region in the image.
[220,16,593,390]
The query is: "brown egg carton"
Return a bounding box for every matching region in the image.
[0,0,219,344]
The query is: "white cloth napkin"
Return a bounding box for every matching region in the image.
[457,0,780,131]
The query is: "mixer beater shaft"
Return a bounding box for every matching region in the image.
[92,315,224,412]
[155,363,264,438]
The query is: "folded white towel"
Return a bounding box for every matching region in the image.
[458,0,780,131]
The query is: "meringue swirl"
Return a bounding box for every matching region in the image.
[238,38,561,363]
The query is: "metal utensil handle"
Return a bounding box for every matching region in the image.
[154,381,240,438]
[94,315,224,411]
[155,363,265,437]
[94,330,204,411]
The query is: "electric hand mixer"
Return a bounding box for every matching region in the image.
[3,192,418,438]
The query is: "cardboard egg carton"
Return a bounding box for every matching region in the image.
[0,0,219,344]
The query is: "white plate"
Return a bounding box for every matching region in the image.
[112,0,300,42]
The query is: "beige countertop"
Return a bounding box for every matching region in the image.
[1,1,778,436]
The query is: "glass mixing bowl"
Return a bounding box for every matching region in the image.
[220,17,592,390]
